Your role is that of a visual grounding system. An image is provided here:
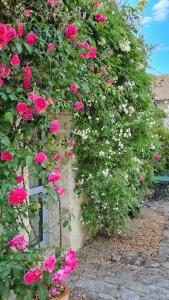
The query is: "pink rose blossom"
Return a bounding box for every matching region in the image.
[47,43,56,52]
[93,1,100,8]
[34,152,47,164]
[34,96,47,114]
[69,84,79,93]
[155,153,161,161]
[89,47,97,58]
[48,171,62,182]
[63,249,77,272]
[139,178,145,185]
[10,54,20,66]
[77,40,82,46]
[16,175,24,184]
[28,91,37,102]
[46,98,53,106]
[65,24,78,40]
[5,25,16,42]
[47,0,56,7]
[0,35,7,48]
[94,13,107,23]
[67,150,74,158]
[55,185,65,196]
[8,187,28,205]
[54,154,62,161]
[25,32,38,45]
[0,79,4,87]
[17,20,24,37]
[52,269,68,282]
[107,78,114,84]
[0,63,11,78]
[23,78,31,90]
[81,52,90,59]
[1,151,14,161]
[16,103,28,113]
[50,120,61,134]
[22,108,34,121]
[68,139,76,147]
[23,66,32,79]
[81,41,90,49]
[8,234,28,252]
[43,255,56,273]
[25,9,32,17]
[74,101,84,110]
[0,23,6,36]
[24,267,41,285]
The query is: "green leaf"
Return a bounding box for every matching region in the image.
[15,43,23,54]
[23,290,33,300]
[0,285,10,300]
[26,155,33,165]
[4,112,13,124]
[37,286,48,300]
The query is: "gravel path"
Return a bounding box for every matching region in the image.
[69,200,169,300]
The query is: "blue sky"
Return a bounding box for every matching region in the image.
[129,0,169,74]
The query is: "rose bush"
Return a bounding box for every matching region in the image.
[0,0,162,298]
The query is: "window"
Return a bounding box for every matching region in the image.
[29,178,48,246]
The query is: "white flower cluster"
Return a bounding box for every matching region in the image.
[123,128,131,138]
[72,128,90,140]
[119,102,135,115]
[102,168,109,178]
[124,80,135,90]
[119,39,131,52]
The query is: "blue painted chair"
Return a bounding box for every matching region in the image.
[153,170,169,199]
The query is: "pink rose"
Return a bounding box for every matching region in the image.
[48,171,61,182]
[43,255,56,273]
[28,91,37,102]
[77,40,82,46]
[22,108,34,121]
[81,41,90,49]
[16,103,28,113]
[46,98,53,106]
[69,84,79,93]
[0,78,4,86]
[47,0,56,7]
[34,152,47,164]
[50,120,61,134]
[0,35,7,48]
[8,234,28,252]
[139,178,145,185]
[68,139,76,147]
[52,269,68,283]
[107,78,114,84]
[0,63,11,78]
[1,151,14,161]
[74,101,84,110]
[25,9,32,17]
[155,153,161,161]
[94,13,107,23]
[47,43,56,52]
[23,78,31,90]
[0,23,6,36]
[67,150,74,158]
[17,20,24,37]
[89,47,97,58]
[16,175,24,184]
[93,1,100,8]
[8,187,28,205]
[65,24,78,40]
[24,267,41,285]
[5,25,16,42]
[34,96,47,114]
[23,66,32,79]
[55,185,65,196]
[81,52,90,59]
[63,249,77,273]
[25,32,38,45]
[54,154,62,161]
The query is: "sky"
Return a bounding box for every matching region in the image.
[129,0,169,74]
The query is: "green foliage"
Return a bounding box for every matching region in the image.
[0,0,162,297]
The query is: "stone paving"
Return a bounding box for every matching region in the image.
[70,200,169,300]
